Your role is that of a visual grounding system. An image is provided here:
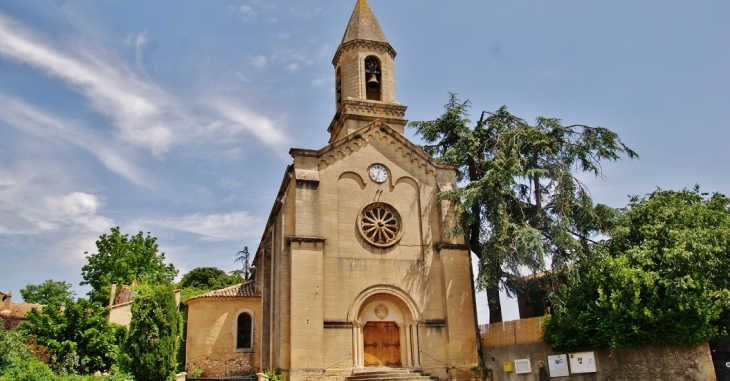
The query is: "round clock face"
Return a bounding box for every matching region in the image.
[369,164,388,183]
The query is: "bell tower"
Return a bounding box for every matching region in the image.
[329,0,408,143]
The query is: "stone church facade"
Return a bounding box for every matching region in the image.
[186,1,480,380]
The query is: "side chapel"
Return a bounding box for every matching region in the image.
[185,1,480,379]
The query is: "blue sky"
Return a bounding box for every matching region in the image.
[1,0,728,324]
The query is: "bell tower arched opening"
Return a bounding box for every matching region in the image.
[364,56,382,101]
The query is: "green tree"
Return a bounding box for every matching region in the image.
[124,285,181,381]
[20,279,76,306]
[410,94,637,322]
[180,267,238,290]
[81,227,178,305]
[0,319,56,381]
[233,246,252,282]
[542,187,730,350]
[19,299,126,375]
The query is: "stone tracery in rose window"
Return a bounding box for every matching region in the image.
[359,202,402,248]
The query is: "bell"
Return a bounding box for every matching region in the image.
[367,74,379,86]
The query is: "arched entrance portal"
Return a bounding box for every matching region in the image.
[348,285,422,369]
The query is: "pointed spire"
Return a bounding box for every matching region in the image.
[341,0,388,44]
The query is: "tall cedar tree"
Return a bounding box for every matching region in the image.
[542,187,730,350]
[125,285,181,381]
[81,227,178,305]
[233,246,252,282]
[410,94,637,322]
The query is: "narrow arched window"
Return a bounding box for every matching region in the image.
[336,67,342,107]
[237,313,252,349]
[364,56,381,101]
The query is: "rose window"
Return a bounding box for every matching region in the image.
[358,203,402,247]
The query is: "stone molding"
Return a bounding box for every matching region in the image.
[294,169,320,183]
[287,236,327,243]
[435,243,469,251]
[327,99,408,141]
[323,320,354,329]
[293,122,459,184]
[332,39,396,66]
[423,319,446,327]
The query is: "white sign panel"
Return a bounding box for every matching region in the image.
[569,351,597,374]
[547,354,569,377]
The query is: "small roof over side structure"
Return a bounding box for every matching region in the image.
[185,281,260,303]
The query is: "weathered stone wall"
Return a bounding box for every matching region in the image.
[480,318,717,381]
[186,297,262,377]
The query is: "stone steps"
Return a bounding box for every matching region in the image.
[346,368,437,381]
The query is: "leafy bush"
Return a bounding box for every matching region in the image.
[543,187,730,350]
[19,298,125,375]
[0,320,55,381]
[263,368,282,381]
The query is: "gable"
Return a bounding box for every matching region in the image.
[291,119,458,190]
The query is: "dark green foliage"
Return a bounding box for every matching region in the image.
[19,299,125,375]
[542,187,730,350]
[20,279,76,306]
[180,267,238,290]
[0,319,56,380]
[125,284,181,381]
[409,93,636,322]
[81,227,178,305]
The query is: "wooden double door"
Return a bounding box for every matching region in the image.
[363,321,402,368]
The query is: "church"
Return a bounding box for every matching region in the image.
[185,1,480,380]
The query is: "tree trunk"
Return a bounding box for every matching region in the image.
[487,283,503,323]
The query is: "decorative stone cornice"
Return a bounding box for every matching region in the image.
[293,121,459,180]
[342,99,407,117]
[294,169,320,183]
[332,39,396,66]
[435,243,470,251]
[323,320,353,329]
[287,236,327,243]
[328,99,408,142]
[422,319,446,327]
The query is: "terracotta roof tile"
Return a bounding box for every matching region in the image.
[185,282,259,303]
[0,302,43,318]
[113,285,135,305]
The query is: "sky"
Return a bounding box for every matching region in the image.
[0,0,728,325]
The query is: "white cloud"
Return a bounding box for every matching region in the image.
[311,74,329,87]
[42,192,113,232]
[266,18,278,23]
[0,164,114,235]
[0,93,149,185]
[0,12,183,156]
[209,100,288,148]
[285,63,299,72]
[248,55,268,69]
[0,11,287,155]
[239,5,256,17]
[126,31,148,71]
[136,212,264,241]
